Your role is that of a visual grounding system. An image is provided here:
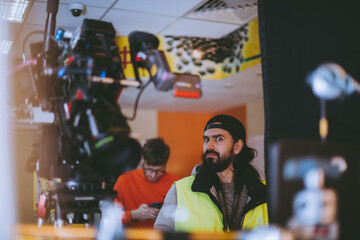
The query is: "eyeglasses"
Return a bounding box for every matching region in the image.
[143,168,165,175]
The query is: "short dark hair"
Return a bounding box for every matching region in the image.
[142,138,170,166]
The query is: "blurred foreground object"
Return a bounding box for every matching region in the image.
[306,63,360,100]
[286,167,342,239]
[242,225,294,240]
[306,63,360,142]
[12,224,249,240]
[267,139,359,240]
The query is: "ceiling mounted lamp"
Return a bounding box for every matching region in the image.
[0,0,30,23]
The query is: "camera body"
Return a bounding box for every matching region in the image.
[33,19,143,226]
[32,7,201,224]
[69,2,84,17]
[40,19,140,181]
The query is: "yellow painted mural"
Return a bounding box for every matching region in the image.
[115,18,260,81]
[241,18,261,71]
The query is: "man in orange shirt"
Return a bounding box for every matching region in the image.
[113,138,180,228]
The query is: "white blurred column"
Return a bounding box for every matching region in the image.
[0,21,17,239]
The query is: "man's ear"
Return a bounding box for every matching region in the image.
[233,139,243,155]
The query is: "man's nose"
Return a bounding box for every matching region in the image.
[206,140,215,150]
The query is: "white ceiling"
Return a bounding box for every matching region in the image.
[119,64,263,113]
[8,0,263,113]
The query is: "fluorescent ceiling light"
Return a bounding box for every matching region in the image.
[0,0,29,23]
[0,40,12,55]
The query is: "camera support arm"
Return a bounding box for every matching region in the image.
[38,0,59,111]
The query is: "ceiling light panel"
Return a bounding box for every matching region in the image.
[0,0,29,23]
[0,40,13,55]
[187,0,257,25]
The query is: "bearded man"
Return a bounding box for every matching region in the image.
[154,114,268,232]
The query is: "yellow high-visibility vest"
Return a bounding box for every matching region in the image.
[174,175,268,232]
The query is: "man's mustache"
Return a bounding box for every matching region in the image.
[203,150,220,158]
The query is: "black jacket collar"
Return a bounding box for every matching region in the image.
[191,164,267,211]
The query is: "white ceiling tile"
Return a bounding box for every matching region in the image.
[187,9,242,24]
[36,0,115,8]
[56,5,107,28]
[57,0,116,8]
[102,9,176,36]
[113,0,204,17]
[118,64,263,113]
[26,2,107,28]
[160,18,240,38]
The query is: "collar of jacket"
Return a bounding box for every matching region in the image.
[190,164,267,212]
[190,164,222,210]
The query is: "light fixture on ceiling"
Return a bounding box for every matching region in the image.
[0,40,13,55]
[0,0,30,23]
[188,0,258,25]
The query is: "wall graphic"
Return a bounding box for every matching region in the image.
[115,18,260,80]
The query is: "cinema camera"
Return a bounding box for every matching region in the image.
[24,0,201,227]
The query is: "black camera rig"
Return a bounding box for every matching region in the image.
[22,0,201,226]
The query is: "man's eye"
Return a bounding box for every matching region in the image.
[216,137,223,142]
[203,138,209,143]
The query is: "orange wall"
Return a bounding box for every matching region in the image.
[220,106,247,129]
[158,106,246,178]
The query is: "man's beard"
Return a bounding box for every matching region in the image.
[202,149,234,172]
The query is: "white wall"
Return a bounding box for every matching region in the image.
[247,99,265,179]
[248,134,265,180]
[122,107,158,144]
[0,22,16,239]
[246,99,265,137]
